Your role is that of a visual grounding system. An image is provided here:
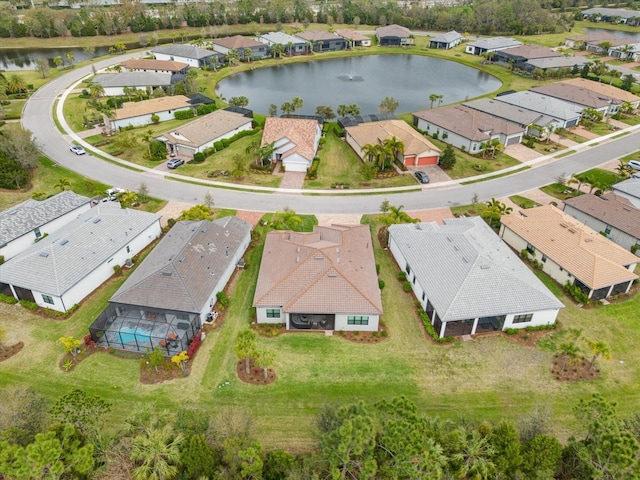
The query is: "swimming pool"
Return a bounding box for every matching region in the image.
[117,326,152,344]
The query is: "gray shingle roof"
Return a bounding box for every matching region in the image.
[466,37,522,50]
[525,56,589,70]
[110,216,251,313]
[389,217,563,322]
[495,91,583,121]
[582,7,640,19]
[93,72,173,88]
[156,109,252,148]
[376,24,411,38]
[430,31,463,44]
[260,32,306,45]
[0,203,161,295]
[464,98,556,128]
[564,193,640,239]
[613,178,640,198]
[151,44,219,60]
[0,191,89,246]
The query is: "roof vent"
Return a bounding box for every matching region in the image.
[480,264,490,269]
[560,223,568,228]
[568,228,576,234]
[336,247,340,253]
[462,257,469,263]
[328,271,338,277]
[93,218,101,224]
[201,227,208,233]
[179,256,186,263]
[454,245,459,251]
[447,236,453,242]
[313,254,323,260]
[162,271,172,276]
[39,251,49,258]
[585,238,593,242]
[296,256,300,263]
[296,246,300,252]
[623,207,631,211]
[60,240,69,246]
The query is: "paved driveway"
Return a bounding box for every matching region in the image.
[504,144,541,163]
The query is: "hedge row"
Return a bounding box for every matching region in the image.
[418,309,455,344]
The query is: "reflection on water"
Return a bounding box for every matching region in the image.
[217,54,502,115]
[583,27,640,40]
[0,46,110,71]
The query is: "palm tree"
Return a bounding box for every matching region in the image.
[258,141,276,166]
[280,101,295,115]
[255,347,275,380]
[271,43,285,58]
[226,49,239,66]
[243,48,252,62]
[234,329,257,374]
[383,136,405,164]
[587,340,611,370]
[142,129,155,158]
[65,51,75,67]
[436,94,445,107]
[231,153,247,179]
[54,177,71,192]
[376,143,392,172]
[291,97,303,113]
[89,82,105,99]
[616,159,631,179]
[287,41,294,56]
[429,93,438,109]
[558,342,581,373]
[130,425,183,480]
[482,198,512,228]
[273,208,303,231]
[361,143,377,163]
[7,74,27,94]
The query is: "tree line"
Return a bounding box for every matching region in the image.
[1,386,640,479]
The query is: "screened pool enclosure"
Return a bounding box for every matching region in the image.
[89,303,200,356]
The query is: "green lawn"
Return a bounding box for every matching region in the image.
[583,121,622,137]
[523,138,565,155]
[509,195,540,208]
[540,183,582,201]
[2,99,26,120]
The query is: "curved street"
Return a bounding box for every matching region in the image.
[21,51,640,214]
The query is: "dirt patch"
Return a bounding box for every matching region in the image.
[0,342,24,362]
[155,201,195,227]
[551,355,600,382]
[236,210,266,228]
[237,358,276,385]
[406,208,453,225]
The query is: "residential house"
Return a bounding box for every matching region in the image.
[429,31,463,49]
[492,44,561,67]
[388,217,563,338]
[584,36,631,54]
[0,203,161,312]
[561,77,640,109]
[464,98,560,138]
[495,91,583,128]
[259,32,306,55]
[581,7,640,24]
[119,58,189,75]
[260,117,322,172]
[612,178,640,208]
[155,109,253,158]
[564,33,620,50]
[523,56,589,73]
[151,44,221,68]
[376,24,413,46]
[500,205,639,300]
[104,95,193,132]
[344,119,441,166]
[564,193,640,253]
[89,216,251,355]
[253,225,383,332]
[211,35,269,60]
[335,29,372,47]
[412,105,525,154]
[465,37,522,56]
[531,83,619,115]
[92,72,174,97]
[608,42,640,61]
[295,30,345,52]
[0,191,91,261]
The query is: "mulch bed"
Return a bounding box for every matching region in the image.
[336,328,389,344]
[498,328,557,348]
[237,358,276,385]
[140,358,188,384]
[0,342,24,362]
[551,354,600,382]
[252,323,389,343]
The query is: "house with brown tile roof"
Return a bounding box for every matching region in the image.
[531,83,619,115]
[120,58,189,74]
[261,117,321,172]
[563,193,640,253]
[376,24,413,46]
[564,33,620,49]
[105,95,193,131]
[413,105,525,154]
[211,35,269,60]
[585,35,634,53]
[335,29,371,47]
[295,30,345,51]
[345,119,441,166]
[155,109,253,158]
[253,225,383,332]
[500,205,639,300]
[560,78,640,109]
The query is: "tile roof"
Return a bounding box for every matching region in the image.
[345,119,440,157]
[525,56,589,70]
[335,29,370,41]
[261,117,319,162]
[497,44,562,60]
[389,217,563,322]
[156,109,252,148]
[501,205,639,289]
[120,58,189,72]
[560,78,640,104]
[413,104,524,141]
[151,44,219,60]
[430,30,463,44]
[0,203,161,295]
[376,24,411,38]
[531,83,620,108]
[464,98,556,127]
[0,191,90,245]
[564,193,640,239]
[93,72,173,88]
[110,216,251,313]
[212,35,264,49]
[466,36,522,50]
[253,225,383,315]
[295,30,342,42]
[113,95,192,121]
[495,91,583,121]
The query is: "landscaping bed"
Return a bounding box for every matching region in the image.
[551,354,600,382]
[236,358,276,385]
[0,342,24,362]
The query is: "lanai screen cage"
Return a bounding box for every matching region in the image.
[89,303,200,356]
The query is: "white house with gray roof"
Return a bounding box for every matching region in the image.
[495,91,583,128]
[0,191,91,261]
[465,37,522,56]
[0,203,161,312]
[92,72,174,97]
[151,44,221,68]
[388,217,563,338]
[258,32,306,55]
[89,216,251,355]
[612,178,640,209]
[429,31,463,49]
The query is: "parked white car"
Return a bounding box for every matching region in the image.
[628,160,640,171]
[104,188,126,201]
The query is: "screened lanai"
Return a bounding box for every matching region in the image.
[89,303,200,356]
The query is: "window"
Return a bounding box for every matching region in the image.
[513,314,533,324]
[266,309,280,318]
[34,227,41,239]
[405,264,411,275]
[126,245,130,254]
[422,292,426,301]
[42,294,54,305]
[347,316,369,325]
[526,243,535,254]
[604,225,612,235]
[541,254,547,263]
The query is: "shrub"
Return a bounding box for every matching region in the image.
[631,244,639,254]
[0,255,4,265]
[174,110,195,120]
[192,152,205,163]
[418,310,454,343]
[306,159,320,180]
[19,299,39,311]
[221,138,231,148]
[504,328,520,335]
[0,293,17,304]
[378,280,385,289]
[524,323,557,332]
[187,330,202,358]
[213,141,224,151]
[216,291,230,309]
[150,113,160,124]
[394,159,408,171]
[196,103,217,115]
[149,140,167,161]
[397,271,406,281]
[402,281,412,292]
[113,265,122,276]
[564,281,590,305]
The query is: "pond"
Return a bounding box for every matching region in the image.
[0,46,111,71]
[583,27,640,41]
[216,54,501,115]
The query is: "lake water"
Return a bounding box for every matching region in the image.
[584,27,640,40]
[216,54,501,115]
[0,46,111,71]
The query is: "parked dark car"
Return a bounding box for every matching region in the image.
[414,171,429,184]
[167,158,185,169]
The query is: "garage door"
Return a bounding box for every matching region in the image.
[415,155,439,165]
[283,161,308,173]
[505,136,520,146]
[566,119,578,128]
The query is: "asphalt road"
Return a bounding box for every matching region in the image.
[21,52,640,214]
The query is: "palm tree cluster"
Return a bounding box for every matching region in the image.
[361,137,405,173]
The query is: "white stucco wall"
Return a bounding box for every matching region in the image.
[415,118,483,153]
[110,107,191,131]
[334,313,380,332]
[564,204,640,252]
[256,307,284,324]
[153,53,202,68]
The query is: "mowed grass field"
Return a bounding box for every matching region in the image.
[2,213,640,450]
